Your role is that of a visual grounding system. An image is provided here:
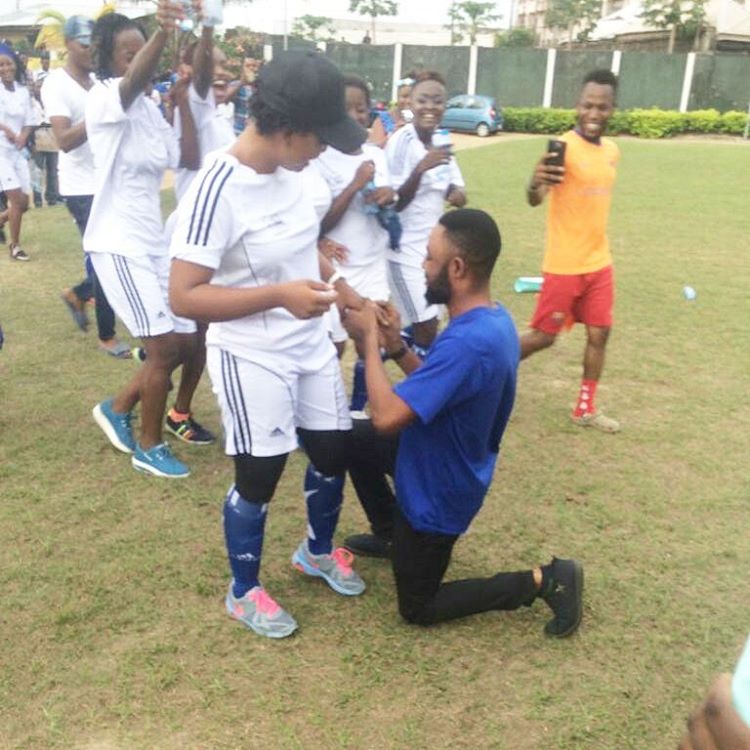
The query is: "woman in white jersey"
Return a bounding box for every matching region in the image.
[0,44,35,261]
[385,70,467,355]
[85,3,206,480]
[169,51,368,639]
[316,74,396,409]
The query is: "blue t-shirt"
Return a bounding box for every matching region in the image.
[393,304,519,535]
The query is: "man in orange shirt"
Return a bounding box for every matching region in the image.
[522,69,621,433]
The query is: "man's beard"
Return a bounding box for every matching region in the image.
[425,263,451,305]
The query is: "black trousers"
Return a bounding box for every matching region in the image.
[64,195,116,342]
[348,419,538,626]
[392,510,537,625]
[348,418,398,538]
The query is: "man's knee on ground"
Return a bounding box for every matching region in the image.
[398,597,437,626]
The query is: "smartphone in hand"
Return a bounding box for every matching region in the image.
[545,139,566,167]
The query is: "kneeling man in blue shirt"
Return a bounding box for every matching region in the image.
[342,208,583,636]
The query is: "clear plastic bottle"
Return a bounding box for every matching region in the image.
[432,128,452,183]
[361,180,379,215]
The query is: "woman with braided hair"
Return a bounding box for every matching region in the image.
[85,1,208,479]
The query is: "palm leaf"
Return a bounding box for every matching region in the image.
[95,3,119,19]
[35,10,66,50]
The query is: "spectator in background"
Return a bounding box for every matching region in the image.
[30,78,60,207]
[0,43,35,261]
[371,76,413,147]
[34,50,51,84]
[227,55,260,136]
[385,70,466,355]
[42,14,128,357]
[86,5,203,478]
[18,52,35,88]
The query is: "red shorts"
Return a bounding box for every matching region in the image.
[530,265,614,335]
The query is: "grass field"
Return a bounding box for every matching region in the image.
[1,135,749,750]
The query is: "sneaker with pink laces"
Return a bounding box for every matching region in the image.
[292,541,366,596]
[225,584,298,638]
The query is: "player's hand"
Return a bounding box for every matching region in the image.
[341,301,379,344]
[531,153,565,188]
[334,280,366,315]
[156,0,187,32]
[365,186,396,207]
[375,301,402,351]
[13,132,25,149]
[678,673,750,750]
[446,186,466,207]
[318,237,348,263]
[351,160,375,190]
[279,279,337,319]
[169,76,191,107]
[419,146,451,174]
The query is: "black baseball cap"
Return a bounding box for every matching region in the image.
[257,51,367,153]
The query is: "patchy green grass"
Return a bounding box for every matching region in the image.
[1,136,748,749]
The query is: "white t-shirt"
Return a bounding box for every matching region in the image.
[0,83,35,155]
[170,152,332,364]
[84,78,179,258]
[40,68,96,196]
[301,158,333,223]
[173,83,235,201]
[385,123,465,268]
[315,143,389,270]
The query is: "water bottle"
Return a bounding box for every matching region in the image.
[432,128,452,183]
[203,0,223,26]
[361,180,379,215]
[179,0,223,31]
[178,0,196,31]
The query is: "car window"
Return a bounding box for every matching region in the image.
[446,96,464,109]
[467,98,485,109]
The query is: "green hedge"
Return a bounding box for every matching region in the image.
[502,107,748,138]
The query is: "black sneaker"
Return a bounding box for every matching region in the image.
[540,557,583,637]
[165,413,216,445]
[343,533,392,559]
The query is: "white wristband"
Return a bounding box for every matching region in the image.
[328,271,345,285]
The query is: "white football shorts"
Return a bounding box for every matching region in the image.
[0,149,31,193]
[327,258,390,343]
[387,259,439,326]
[206,345,352,457]
[90,252,197,339]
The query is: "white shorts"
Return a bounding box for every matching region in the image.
[388,260,439,325]
[90,252,197,339]
[0,150,31,193]
[327,259,390,343]
[206,345,352,457]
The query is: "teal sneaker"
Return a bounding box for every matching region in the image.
[93,398,135,453]
[132,442,189,478]
[225,584,298,639]
[292,541,365,596]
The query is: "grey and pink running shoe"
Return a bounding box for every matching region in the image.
[225,585,298,639]
[292,542,366,596]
